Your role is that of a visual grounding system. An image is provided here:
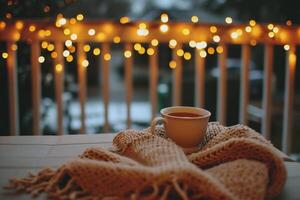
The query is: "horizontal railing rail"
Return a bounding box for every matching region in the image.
[0,19,298,154]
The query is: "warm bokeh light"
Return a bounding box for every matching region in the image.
[284,44,290,51]
[64,29,70,35]
[191,16,199,23]
[273,27,279,33]
[169,39,177,48]
[124,50,132,58]
[11,44,18,51]
[2,52,8,59]
[66,55,73,62]
[225,17,233,24]
[267,24,274,30]
[196,41,207,49]
[199,50,207,58]
[120,16,130,24]
[82,59,89,67]
[55,64,63,72]
[47,44,55,51]
[51,51,58,58]
[113,36,121,43]
[63,50,70,57]
[169,60,176,69]
[38,56,45,63]
[216,46,224,54]
[83,44,91,52]
[70,33,77,40]
[41,41,48,49]
[213,35,221,43]
[160,13,169,23]
[0,21,6,29]
[249,20,256,26]
[65,40,72,47]
[88,29,96,36]
[208,47,215,55]
[159,24,169,33]
[268,32,275,38]
[70,18,76,25]
[151,39,159,46]
[147,48,154,55]
[245,26,252,33]
[176,49,184,57]
[93,48,101,55]
[230,32,238,39]
[76,14,84,21]
[134,43,142,51]
[15,21,24,30]
[189,40,196,48]
[210,26,217,33]
[183,52,191,60]
[182,28,190,36]
[29,25,36,32]
[138,47,146,55]
[104,53,111,61]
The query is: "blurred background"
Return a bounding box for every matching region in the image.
[0,0,300,157]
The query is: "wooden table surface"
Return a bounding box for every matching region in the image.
[0,134,299,200]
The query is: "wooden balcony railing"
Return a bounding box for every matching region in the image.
[0,19,298,154]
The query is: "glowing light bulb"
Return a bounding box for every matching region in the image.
[249,20,256,26]
[189,40,196,48]
[82,59,89,67]
[51,52,57,58]
[66,55,73,62]
[55,64,63,72]
[213,35,220,43]
[120,16,130,24]
[230,32,238,39]
[138,47,146,55]
[216,46,224,54]
[41,41,48,49]
[47,44,55,51]
[159,24,169,33]
[70,33,77,40]
[93,48,101,55]
[83,44,91,52]
[182,28,190,36]
[196,41,207,49]
[208,47,215,55]
[199,50,207,58]
[11,44,17,51]
[268,32,275,38]
[0,21,6,30]
[65,40,72,47]
[225,17,233,24]
[161,13,169,23]
[183,52,191,60]
[169,39,177,48]
[113,36,121,43]
[2,52,8,59]
[176,49,184,57]
[147,48,154,55]
[273,26,279,33]
[15,21,24,30]
[76,14,84,21]
[29,25,36,32]
[104,53,111,61]
[134,43,142,51]
[63,50,70,57]
[284,44,290,51]
[210,26,217,33]
[267,24,274,30]
[245,26,252,33]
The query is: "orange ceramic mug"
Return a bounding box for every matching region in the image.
[151,106,211,153]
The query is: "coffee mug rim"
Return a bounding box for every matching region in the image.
[160,106,211,120]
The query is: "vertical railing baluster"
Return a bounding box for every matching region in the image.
[149,45,158,119]
[282,45,296,154]
[7,42,19,135]
[262,44,273,139]
[239,45,251,125]
[194,49,205,107]
[31,41,41,135]
[217,44,228,125]
[77,42,87,134]
[124,43,133,128]
[172,44,182,106]
[54,41,64,135]
[101,43,110,132]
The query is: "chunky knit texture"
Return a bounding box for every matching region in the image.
[4,122,286,199]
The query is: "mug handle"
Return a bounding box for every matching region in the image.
[150,117,165,135]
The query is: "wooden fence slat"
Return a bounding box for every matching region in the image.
[261,45,273,139]
[77,43,87,134]
[54,42,64,135]
[172,44,183,106]
[124,43,133,128]
[282,45,296,154]
[31,41,41,135]
[7,42,19,135]
[239,45,251,125]
[101,43,110,132]
[149,45,158,119]
[194,49,205,107]
[217,44,228,125]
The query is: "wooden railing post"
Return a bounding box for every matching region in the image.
[31,41,41,135]
[124,43,133,128]
[239,45,250,125]
[172,44,182,106]
[149,45,158,119]
[101,43,110,132]
[217,44,228,125]
[7,42,19,135]
[282,45,296,154]
[54,41,64,135]
[261,44,273,139]
[194,49,206,107]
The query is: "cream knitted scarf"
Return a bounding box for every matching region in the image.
[5,122,286,199]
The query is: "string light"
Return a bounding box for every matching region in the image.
[199,50,207,58]
[69,46,76,53]
[66,55,73,62]
[124,50,132,58]
[55,64,63,72]
[231,31,238,39]
[93,48,101,55]
[284,44,290,51]
[151,39,159,46]
[82,59,89,67]
[286,20,292,26]
[176,49,184,57]
[225,17,233,24]
[15,21,24,30]
[137,23,149,36]
[189,40,196,48]
[210,26,217,33]
[29,25,36,32]
[63,50,70,57]
[38,56,45,63]
[268,32,275,38]
[104,53,111,61]
[183,52,191,60]
[160,13,169,23]
[45,30,51,37]
[88,29,96,36]
[11,44,18,51]
[216,46,224,54]
[76,14,84,21]
[47,44,55,51]
[159,24,169,33]
[41,41,48,49]
[57,18,66,26]
[169,39,177,48]
[245,26,252,33]
[113,36,121,43]
[249,20,256,26]
[134,43,142,51]
[191,16,199,23]
[273,26,279,33]
[213,35,220,43]
[120,16,130,24]
[96,32,106,41]
[182,28,190,36]
[64,29,70,35]
[250,39,257,46]
[83,44,91,52]
[208,47,215,55]
[147,48,154,55]
[196,41,207,49]
[51,52,58,58]
[138,47,146,55]
[65,40,72,47]
[267,24,274,30]
[0,21,6,30]
[70,18,77,24]
[169,60,176,69]
[6,13,12,19]
[2,52,8,59]
[70,33,77,40]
